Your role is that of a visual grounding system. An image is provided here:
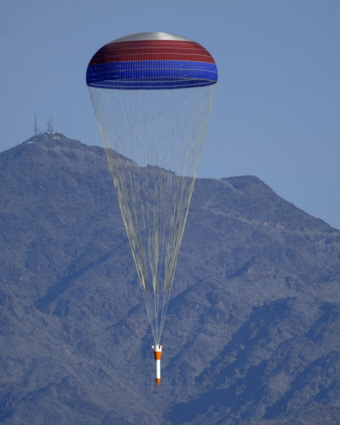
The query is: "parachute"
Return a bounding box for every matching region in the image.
[87,32,217,346]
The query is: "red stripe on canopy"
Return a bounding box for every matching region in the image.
[89,40,215,66]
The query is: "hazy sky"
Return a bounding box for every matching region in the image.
[1,0,340,228]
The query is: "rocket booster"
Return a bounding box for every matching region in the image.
[152,344,163,385]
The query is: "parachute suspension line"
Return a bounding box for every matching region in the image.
[158,176,197,339]
[142,285,158,343]
[89,84,216,345]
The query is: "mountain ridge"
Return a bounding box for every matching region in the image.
[1,132,340,424]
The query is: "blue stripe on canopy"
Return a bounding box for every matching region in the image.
[86,60,218,90]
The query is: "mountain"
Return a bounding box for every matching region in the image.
[1,132,340,425]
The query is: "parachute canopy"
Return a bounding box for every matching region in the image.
[87,32,217,345]
[86,32,218,90]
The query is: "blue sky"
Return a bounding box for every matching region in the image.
[1,0,340,228]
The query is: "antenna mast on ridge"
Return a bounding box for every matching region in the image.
[47,116,54,134]
[34,114,38,141]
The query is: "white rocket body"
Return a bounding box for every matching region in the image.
[152,344,163,385]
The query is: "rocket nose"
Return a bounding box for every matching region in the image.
[155,378,161,386]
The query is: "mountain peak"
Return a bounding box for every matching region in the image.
[1,134,340,424]
[22,132,85,148]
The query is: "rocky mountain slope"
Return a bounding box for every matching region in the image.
[1,133,340,425]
